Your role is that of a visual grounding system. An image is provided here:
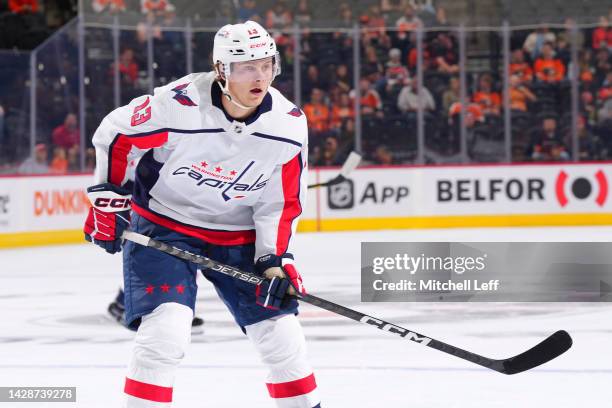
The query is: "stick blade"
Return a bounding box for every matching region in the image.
[501,330,573,375]
[339,151,362,177]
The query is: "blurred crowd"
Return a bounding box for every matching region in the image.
[0,0,611,174]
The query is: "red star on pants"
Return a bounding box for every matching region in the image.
[160,284,170,293]
[230,170,237,176]
[145,285,155,294]
[200,161,208,167]
[215,166,223,173]
[176,284,185,294]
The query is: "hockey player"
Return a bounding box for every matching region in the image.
[84,21,320,407]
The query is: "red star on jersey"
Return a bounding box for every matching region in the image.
[215,166,223,173]
[200,161,208,167]
[145,285,155,294]
[230,170,237,176]
[160,284,170,293]
[176,284,185,294]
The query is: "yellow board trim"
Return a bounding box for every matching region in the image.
[0,230,86,248]
[297,213,612,232]
[2,213,612,248]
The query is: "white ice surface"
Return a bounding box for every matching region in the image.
[0,226,610,407]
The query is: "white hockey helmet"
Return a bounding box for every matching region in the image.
[213,21,281,80]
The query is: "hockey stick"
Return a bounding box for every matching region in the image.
[307,151,362,189]
[122,231,573,375]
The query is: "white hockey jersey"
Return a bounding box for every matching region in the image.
[92,72,308,260]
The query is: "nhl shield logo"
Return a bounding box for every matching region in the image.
[328,179,354,209]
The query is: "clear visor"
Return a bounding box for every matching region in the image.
[225,53,281,83]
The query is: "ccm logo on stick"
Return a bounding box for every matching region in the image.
[93,198,131,209]
[360,316,432,345]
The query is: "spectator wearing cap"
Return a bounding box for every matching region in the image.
[385,48,410,90]
[472,73,501,116]
[510,49,533,83]
[18,143,49,174]
[52,113,80,150]
[534,43,566,83]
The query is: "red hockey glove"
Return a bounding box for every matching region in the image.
[84,183,131,254]
[255,254,306,310]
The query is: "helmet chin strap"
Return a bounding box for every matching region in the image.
[216,79,255,111]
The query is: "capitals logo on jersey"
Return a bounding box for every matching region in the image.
[171,83,197,106]
[172,160,269,202]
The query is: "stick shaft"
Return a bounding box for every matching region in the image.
[122,231,570,375]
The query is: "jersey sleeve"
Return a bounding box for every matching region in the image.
[252,139,308,261]
[92,92,169,187]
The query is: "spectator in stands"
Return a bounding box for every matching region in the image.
[576,49,595,84]
[581,90,597,124]
[570,116,600,161]
[362,45,385,80]
[67,145,80,172]
[294,0,312,26]
[18,143,49,174]
[442,76,460,113]
[448,102,484,154]
[509,74,536,112]
[315,136,342,166]
[302,64,328,102]
[8,0,38,14]
[303,88,330,133]
[385,48,410,91]
[509,49,534,83]
[594,48,611,85]
[337,3,353,29]
[472,73,501,116]
[91,0,126,14]
[50,146,68,174]
[523,26,556,60]
[433,5,450,28]
[592,16,612,51]
[333,64,352,94]
[599,71,612,103]
[527,116,569,161]
[237,0,262,23]
[397,78,435,113]
[373,145,394,165]
[534,43,566,83]
[350,78,383,117]
[52,113,80,150]
[265,0,292,31]
[429,32,459,74]
[85,147,97,172]
[395,4,422,33]
[111,47,139,86]
[380,0,403,23]
[555,36,571,68]
[330,92,354,130]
